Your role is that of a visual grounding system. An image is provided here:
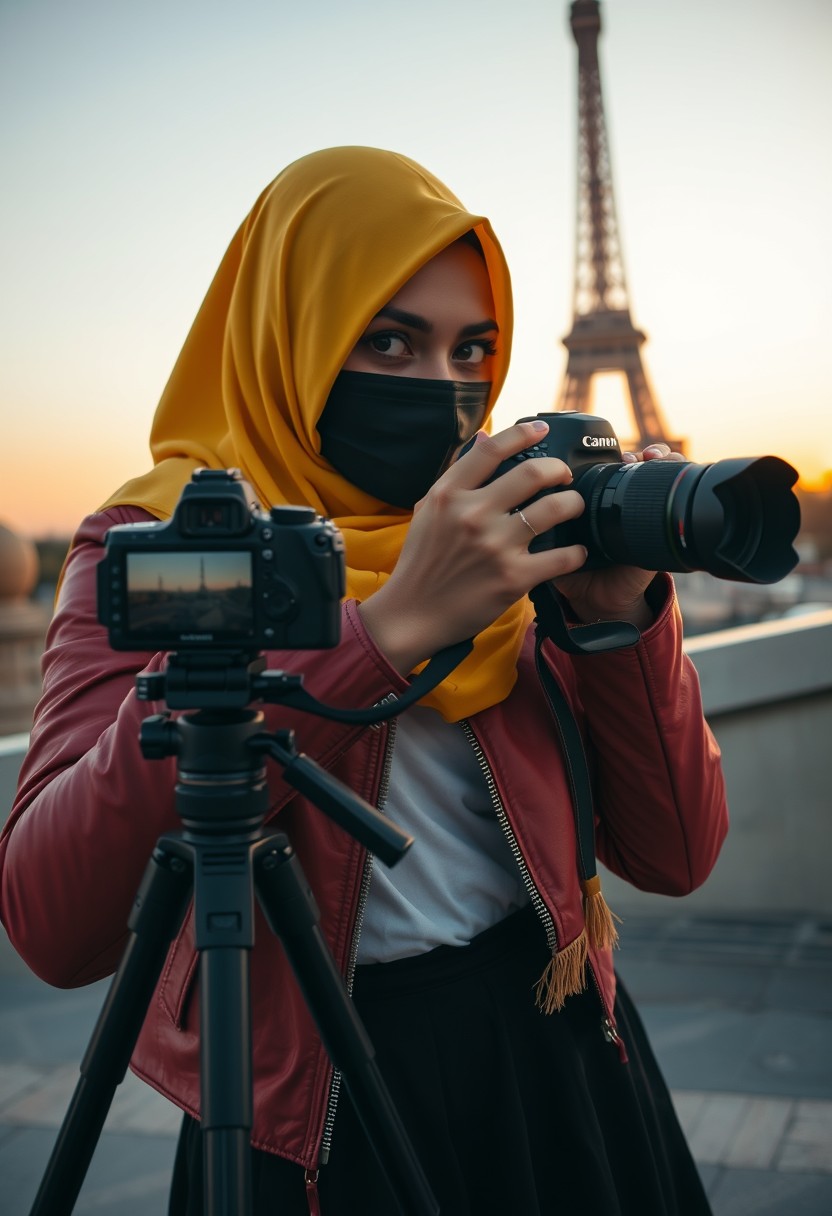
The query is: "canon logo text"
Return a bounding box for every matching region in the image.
[581,436,618,448]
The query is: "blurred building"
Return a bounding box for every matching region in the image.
[0,524,50,734]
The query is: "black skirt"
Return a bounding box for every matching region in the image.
[169,905,711,1215]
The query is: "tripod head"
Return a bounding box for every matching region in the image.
[136,639,472,719]
[135,647,434,867]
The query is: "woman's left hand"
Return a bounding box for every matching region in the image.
[552,444,685,630]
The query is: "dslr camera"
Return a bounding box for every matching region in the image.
[98,469,345,651]
[489,413,800,583]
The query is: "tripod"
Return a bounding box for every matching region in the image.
[29,652,450,1216]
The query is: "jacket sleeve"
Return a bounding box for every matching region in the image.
[0,508,410,988]
[546,574,729,896]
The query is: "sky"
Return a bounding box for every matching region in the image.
[1,0,830,538]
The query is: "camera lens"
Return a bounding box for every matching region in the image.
[577,455,800,583]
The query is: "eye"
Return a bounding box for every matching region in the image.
[454,338,497,366]
[365,332,411,358]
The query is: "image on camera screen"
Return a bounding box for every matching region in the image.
[126,551,254,638]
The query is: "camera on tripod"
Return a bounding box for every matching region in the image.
[486,412,801,584]
[97,468,346,652]
[44,480,437,1216]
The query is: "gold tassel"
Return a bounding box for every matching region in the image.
[534,878,621,1015]
[534,931,588,1014]
[581,875,621,951]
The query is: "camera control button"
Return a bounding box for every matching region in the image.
[262,549,274,561]
[270,505,316,525]
[264,579,298,620]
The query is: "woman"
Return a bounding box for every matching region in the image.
[0,147,727,1214]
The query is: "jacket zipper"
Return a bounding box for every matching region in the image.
[461,720,626,1060]
[318,712,398,1166]
[459,720,559,957]
[588,960,628,1062]
[318,702,626,1166]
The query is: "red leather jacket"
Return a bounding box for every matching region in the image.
[1,507,727,1169]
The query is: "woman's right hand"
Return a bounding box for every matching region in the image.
[357,418,587,674]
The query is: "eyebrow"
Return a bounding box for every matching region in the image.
[373,306,499,338]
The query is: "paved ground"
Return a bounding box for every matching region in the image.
[1,910,830,1214]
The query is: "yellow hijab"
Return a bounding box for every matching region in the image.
[102,146,533,720]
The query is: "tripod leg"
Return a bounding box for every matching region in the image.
[199,948,253,1216]
[29,839,193,1216]
[254,835,440,1216]
[190,829,261,1216]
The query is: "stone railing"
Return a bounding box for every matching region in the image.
[600,607,832,916]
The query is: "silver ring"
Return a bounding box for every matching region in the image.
[515,508,538,538]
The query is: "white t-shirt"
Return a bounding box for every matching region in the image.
[356,705,530,964]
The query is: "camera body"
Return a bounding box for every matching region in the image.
[485,412,799,584]
[97,469,345,651]
[493,412,625,563]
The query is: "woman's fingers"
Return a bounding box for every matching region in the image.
[515,487,584,539]
[527,541,588,583]
[448,419,548,486]
[622,444,685,464]
[359,418,608,670]
[444,417,587,559]
[448,421,557,489]
[448,420,576,513]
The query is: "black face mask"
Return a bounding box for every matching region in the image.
[317,370,491,509]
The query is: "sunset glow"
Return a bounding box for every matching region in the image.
[1,0,829,539]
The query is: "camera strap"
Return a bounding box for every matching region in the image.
[529,582,640,654]
[532,630,597,886]
[532,623,620,958]
[272,638,476,726]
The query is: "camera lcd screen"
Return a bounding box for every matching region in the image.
[126,551,254,639]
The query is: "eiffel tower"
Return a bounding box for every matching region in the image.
[557,0,686,454]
